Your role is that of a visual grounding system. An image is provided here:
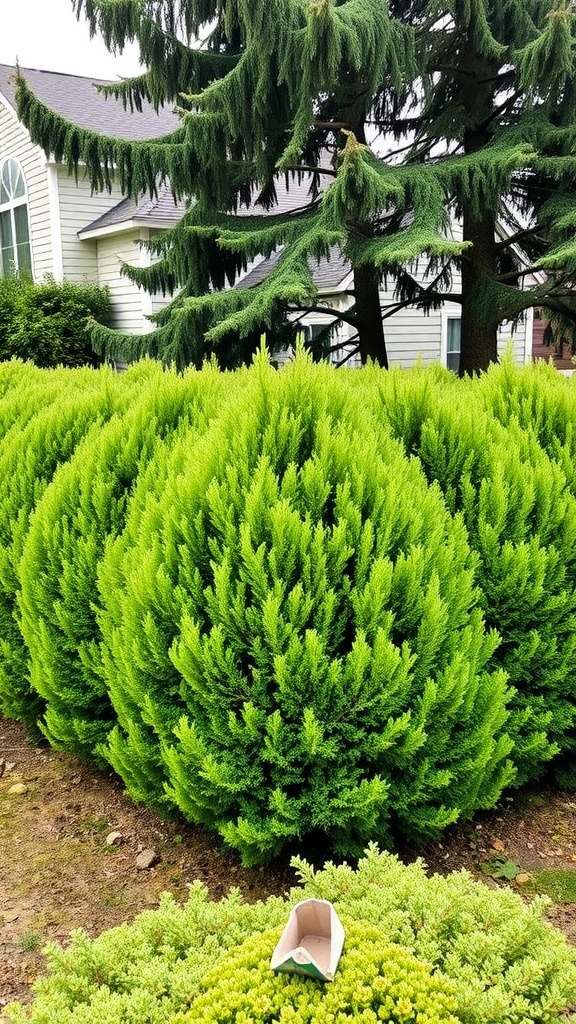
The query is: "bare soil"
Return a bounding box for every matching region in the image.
[1,716,575,1013]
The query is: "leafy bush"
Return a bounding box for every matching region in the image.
[0,276,110,368]
[185,922,459,1024]
[0,366,143,729]
[5,848,575,1024]
[18,362,236,762]
[97,352,512,864]
[367,366,576,784]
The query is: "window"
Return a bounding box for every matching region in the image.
[446,317,461,373]
[0,159,32,277]
[301,321,334,360]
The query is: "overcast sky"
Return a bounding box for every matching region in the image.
[1,0,142,79]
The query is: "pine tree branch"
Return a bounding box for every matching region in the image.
[477,90,523,134]
[496,266,543,282]
[494,224,543,251]
[312,121,351,131]
[282,165,337,176]
[288,304,359,327]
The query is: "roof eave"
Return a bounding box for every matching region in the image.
[78,217,178,239]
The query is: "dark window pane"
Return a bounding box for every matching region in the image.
[446,318,461,374]
[0,210,15,276]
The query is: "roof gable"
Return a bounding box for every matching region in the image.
[0,64,180,141]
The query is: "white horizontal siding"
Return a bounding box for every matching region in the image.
[57,168,125,283]
[0,103,52,279]
[147,229,173,316]
[96,231,150,331]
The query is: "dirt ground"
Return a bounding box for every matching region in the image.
[1,715,575,1014]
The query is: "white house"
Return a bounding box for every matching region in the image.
[0,64,182,335]
[0,64,533,370]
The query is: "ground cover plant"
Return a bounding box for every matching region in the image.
[3,847,575,1024]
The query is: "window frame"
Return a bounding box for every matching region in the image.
[0,158,33,277]
[440,308,461,374]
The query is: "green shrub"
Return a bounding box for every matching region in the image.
[366,363,576,785]
[97,352,512,864]
[5,848,575,1024]
[18,362,236,762]
[0,276,110,368]
[0,366,141,729]
[474,357,576,498]
[183,921,459,1024]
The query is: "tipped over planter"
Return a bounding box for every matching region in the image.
[271,898,345,982]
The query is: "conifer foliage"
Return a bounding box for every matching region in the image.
[2,356,576,862]
[17,361,230,762]
[0,366,134,729]
[372,362,576,785]
[13,0,576,372]
[97,353,512,863]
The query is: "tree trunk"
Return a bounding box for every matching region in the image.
[457,45,503,376]
[353,263,388,367]
[459,208,499,375]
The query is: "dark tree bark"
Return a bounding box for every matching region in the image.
[460,208,499,375]
[354,263,388,367]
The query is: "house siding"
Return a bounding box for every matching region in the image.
[0,100,52,279]
[57,167,125,283]
[95,231,150,332]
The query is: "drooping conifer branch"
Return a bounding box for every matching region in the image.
[12,0,576,370]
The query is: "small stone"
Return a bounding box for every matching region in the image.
[491,838,505,852]
[135,848,160,871]
[7,783,28,795]
[515,873,533,885]
[105,831,123,847]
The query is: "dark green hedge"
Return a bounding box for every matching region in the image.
[0,276,111,368]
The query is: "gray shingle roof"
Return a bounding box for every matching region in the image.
[80,184,185,234]
[238,245,351,292]
[236,170,352,291]
[0,64,180,141]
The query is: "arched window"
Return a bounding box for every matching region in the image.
[0,159,32,276]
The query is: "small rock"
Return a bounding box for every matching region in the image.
[135,848,160,871]
[491,838,505,852]
[7,783,28,795]
[105,831,123,847]
[2,911,19,923]
[515,873,533,885]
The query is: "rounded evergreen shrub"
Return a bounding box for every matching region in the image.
[0,276,111,367]
[4,849,575,1024]
[98,352,512,864]
[367,363,576,784]
[18,362,235,762]
[0,365,142,729]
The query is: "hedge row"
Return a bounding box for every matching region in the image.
[1,353,576,863]
[0,276,110,367]
[5,848,576,1024]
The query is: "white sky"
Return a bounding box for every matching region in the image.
[0,0,142,79]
